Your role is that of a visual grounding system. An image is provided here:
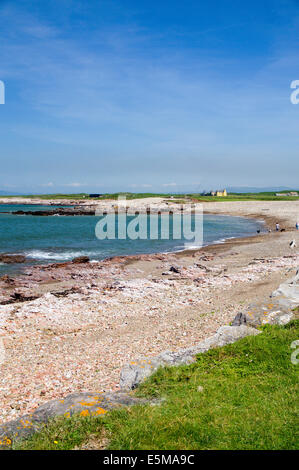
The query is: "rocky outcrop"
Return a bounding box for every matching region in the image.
[271,268,299,309]
[0,391,146,447]
[11,208,96,216]
[119,325,261,390]
[72,256,90,264]
[0,254,26,264]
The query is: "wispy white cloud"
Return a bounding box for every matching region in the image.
[40,182,54,187]
[65,182,85,187]
[1,1,299,190]
[129,184,153,188]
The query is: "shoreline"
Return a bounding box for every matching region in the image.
[0,200,298,425]
[0,203,267,274]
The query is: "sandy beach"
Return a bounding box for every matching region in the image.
[0,199,298,425]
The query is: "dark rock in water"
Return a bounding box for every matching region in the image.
[12,208,95,216]
[72,256,90,264]
[231,312,247,326]
[0,254,26,264]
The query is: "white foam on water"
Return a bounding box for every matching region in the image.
[25,250,102,261]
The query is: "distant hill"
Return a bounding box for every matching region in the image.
[0,190,20,196]
[227,187,298,194]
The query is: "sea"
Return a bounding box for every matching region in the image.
[0,204,265,275]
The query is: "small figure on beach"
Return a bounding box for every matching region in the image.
[296,222,299,230]
[276,223,280,231]
[290,240,297,249]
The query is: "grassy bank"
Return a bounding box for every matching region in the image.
[14,321,299,450]
[188,192,299,202]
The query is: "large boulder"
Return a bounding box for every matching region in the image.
[271,268,299,309]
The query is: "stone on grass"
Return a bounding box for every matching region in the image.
[0,391,145,447]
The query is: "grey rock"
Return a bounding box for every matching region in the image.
[271,268,299,309]
[0,391,144,447]
[231,312,247,326]
[276,312,294,325]
[120,325,261,390]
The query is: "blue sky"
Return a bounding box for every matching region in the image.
[0,0,299,193]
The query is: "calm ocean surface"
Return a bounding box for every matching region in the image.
[0,205,265,275]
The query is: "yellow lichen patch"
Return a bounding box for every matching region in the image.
[79,401,97,407]
[64,411,71,419]
[0,437,12,447]
[80,409,90,417]
[20,419,33,429]
[94,407,107,415]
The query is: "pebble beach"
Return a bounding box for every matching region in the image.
[0,198,298,425]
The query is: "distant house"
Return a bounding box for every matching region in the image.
[204,189,227,197]
[89,194,103,198]
[216,189,227,197]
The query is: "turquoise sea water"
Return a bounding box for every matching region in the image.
[0,205,265,275]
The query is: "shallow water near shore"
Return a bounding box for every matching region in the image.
[0,204,265,275]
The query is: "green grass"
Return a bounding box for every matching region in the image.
[14,321,299,450]
[3,191,299,201]
[188,192,299,202]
